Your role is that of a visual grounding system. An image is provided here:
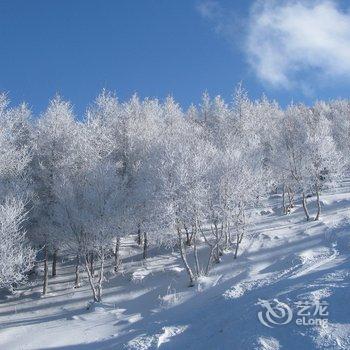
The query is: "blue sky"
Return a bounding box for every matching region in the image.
[1,0,350,115]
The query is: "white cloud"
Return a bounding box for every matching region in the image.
[196,0,222,22]
[247,0,350,88]
[196,0,238,38]
[197,0,350,90]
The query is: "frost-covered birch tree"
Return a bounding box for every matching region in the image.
[0,94,35,290]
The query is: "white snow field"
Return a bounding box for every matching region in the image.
[1,181,350,350]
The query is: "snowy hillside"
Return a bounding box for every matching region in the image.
[1,179,350,350]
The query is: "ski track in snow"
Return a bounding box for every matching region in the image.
[1,180,350,349]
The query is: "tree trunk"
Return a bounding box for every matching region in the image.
[74,254,80,288]
[205,243,216,276]
[238,231,244,244]
[302,192,310,221]
[228,223,233,246]
[114,237,121,272]
[234,233,240,259]
[199,223,216,276]
[223,221,229,250]
[52,248,58,277]
[215,242,221,262]
[282,184,287,214]
[315,186,321,221]
[184,225,191,246]
[193,229,200,276]
[177,227,195,286]
[97,255,104,302]
[287,187,294,208]
[89,252,94,276]
[137,224,142,245]
[84,255,98,302]
[43,246,48,295]
[143,232,148,259]
[213,223,221,263]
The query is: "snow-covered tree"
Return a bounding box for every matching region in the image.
[0,94,34,291]
[273,104,344,220]
[0,86,348,295]
[0,199,35,290]
[152,98,217,285]
[54,159,122,302]
[318,100,350,166]
[303,106,345,220]
[32,95,78,294]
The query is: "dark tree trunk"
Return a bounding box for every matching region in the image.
[74,254,80,288]
[315,186,321,221]
[184,225,191,246]
[43,246,49,295]
[137,224,142,245]
[234,232,244,259]
[287,187,294,209]
[213,223,221,263]
[90,252,94,277]
[114,237,121,272]
[282,185,287,214]
[302,192,310,221]
[143,232,148,259]
[97,255,104,302]
[234,233,239,259]
[193,230,200,276]
[52,249,58,277]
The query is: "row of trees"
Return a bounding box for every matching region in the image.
[0,87,347,300]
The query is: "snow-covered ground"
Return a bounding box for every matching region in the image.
[1,181,350,350]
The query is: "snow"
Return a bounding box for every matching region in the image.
[1,180,350,349]
[257,336,281,350]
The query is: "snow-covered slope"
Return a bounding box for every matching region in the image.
[1,181,350,350]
